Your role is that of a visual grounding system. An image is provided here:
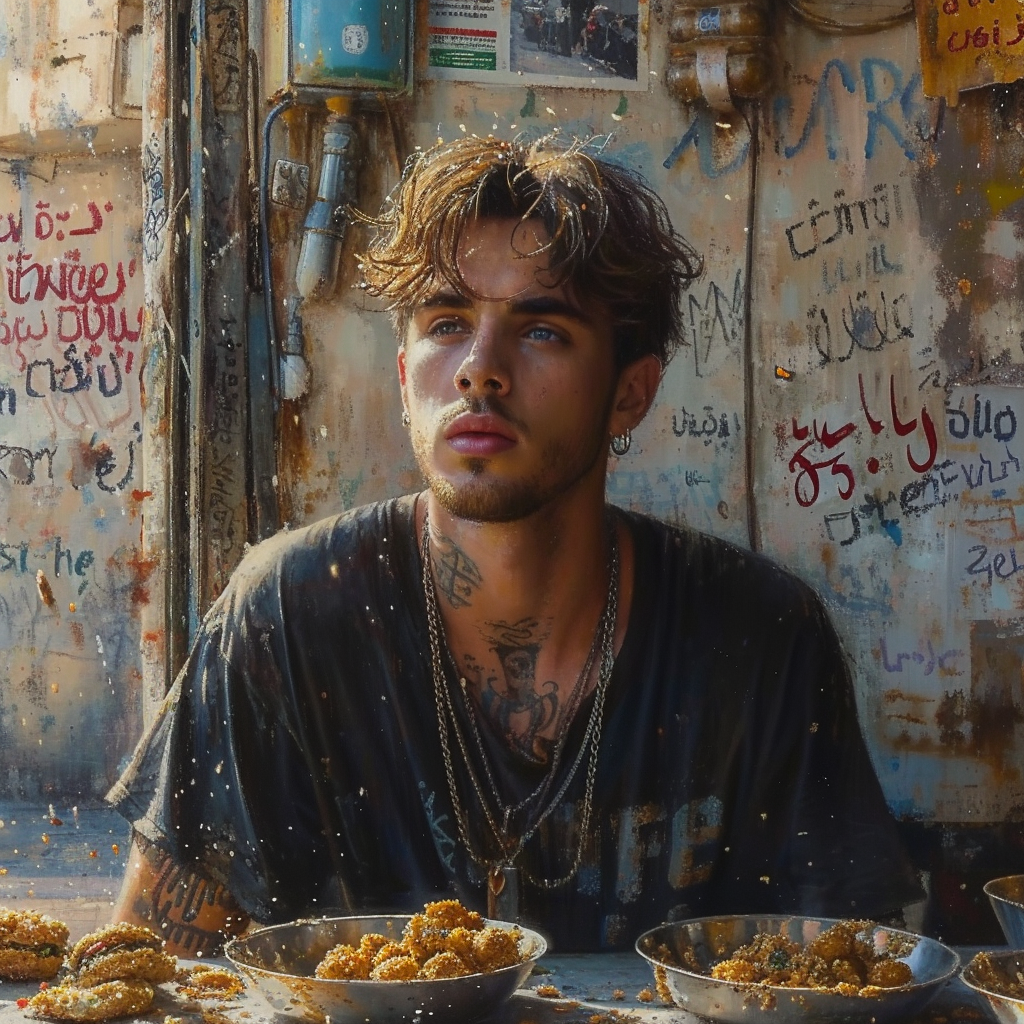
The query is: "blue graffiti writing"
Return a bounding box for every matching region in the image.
[774,59,928,162]
[947,395,1017,443]
[684,470,710,486]
[879,637,963,675]
[23,345,124,403]
[960,447,1021,490]
[663,106,752,177]
[965,543,1024,586]
[0,536,94,594]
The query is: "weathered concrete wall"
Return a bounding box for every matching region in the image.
[0,0,147,801]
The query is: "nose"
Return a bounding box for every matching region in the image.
[453,324,509,396]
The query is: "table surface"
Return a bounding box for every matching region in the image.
[0,951,995,1024]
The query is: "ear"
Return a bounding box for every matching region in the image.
[397,344,408,401]
[608,354,662,436]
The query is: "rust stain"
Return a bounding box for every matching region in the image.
[69,438,113,488]
[124,552,159,607]
[819,544,835,574]
[70,622,84,649]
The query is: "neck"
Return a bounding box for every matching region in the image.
[417,477,634,764]
[421,481,610,651]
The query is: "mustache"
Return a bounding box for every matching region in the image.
[436,396,527,433]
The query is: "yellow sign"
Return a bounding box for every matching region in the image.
[914,0,1024,105]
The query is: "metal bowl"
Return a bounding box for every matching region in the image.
[961,949,1024,1024]
[985,876,1024,947]
[224,914,546,1024]
[635,915,959,1024]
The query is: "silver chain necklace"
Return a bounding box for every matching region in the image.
[421,509,619,921]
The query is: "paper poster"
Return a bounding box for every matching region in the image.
[425,0,648,90]
[914,0,1024,105]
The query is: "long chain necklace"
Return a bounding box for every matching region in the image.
[421,509,619,920]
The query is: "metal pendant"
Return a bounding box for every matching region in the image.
[487,864,520,922]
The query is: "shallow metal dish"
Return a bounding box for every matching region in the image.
[961,949,1024,1024]
[985,876,1024,947]
[635,914,959,1024]
[224,914,546,1024]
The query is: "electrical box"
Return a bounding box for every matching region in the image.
[290,0,410,91]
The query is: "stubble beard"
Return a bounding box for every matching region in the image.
[411,422,609,524]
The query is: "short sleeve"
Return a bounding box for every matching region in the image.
[106,551,334,922]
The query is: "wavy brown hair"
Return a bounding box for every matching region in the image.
[358,133,702,369]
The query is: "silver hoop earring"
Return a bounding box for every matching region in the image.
[401,410,411,428]
[610,429,631,456]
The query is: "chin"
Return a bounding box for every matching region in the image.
[426,473,552,523]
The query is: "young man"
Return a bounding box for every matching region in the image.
[108,135,922,956]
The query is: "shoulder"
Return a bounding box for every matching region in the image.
[211,497,416,624]
[623,510,827,626]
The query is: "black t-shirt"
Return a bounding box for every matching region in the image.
[108,497,922,952]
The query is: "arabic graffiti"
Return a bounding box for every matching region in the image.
[31,201,112,241]
[672,405,740,446]
[807,287,913,367]
[824,490,903,547]
[947,394,1018,443]
[24,345,127,401]
[786,373,937,508]
[946,13,1024,51]
[786,184,903,261]
[879,637,964,675]
[820,242,903,295]
[823,439,1024,545]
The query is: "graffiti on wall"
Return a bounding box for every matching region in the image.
[0,168,146,801]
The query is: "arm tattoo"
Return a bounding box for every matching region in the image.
[469,618,559,763]
[132,840,249,955]
[431,533,483,608]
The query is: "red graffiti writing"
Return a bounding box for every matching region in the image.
[787,373,937,508]
[947,14,1024,51]
[5,249,135,307]
[32,200,113,242]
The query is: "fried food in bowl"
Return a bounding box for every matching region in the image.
[636,915,959,1024]
[224,903,546,1024]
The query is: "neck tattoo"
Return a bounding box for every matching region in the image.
[421,508,619,921]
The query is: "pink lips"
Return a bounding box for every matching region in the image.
[444,413,517,456]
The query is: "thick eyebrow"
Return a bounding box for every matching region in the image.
[414,291,591,324]
[508,295,591,324]
[416,290,473,311]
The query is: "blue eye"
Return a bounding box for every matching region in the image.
[525,325,563,343]
[427,318,465,337]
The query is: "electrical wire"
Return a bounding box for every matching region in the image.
[259,94,294,403]
[785,0,914,33]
